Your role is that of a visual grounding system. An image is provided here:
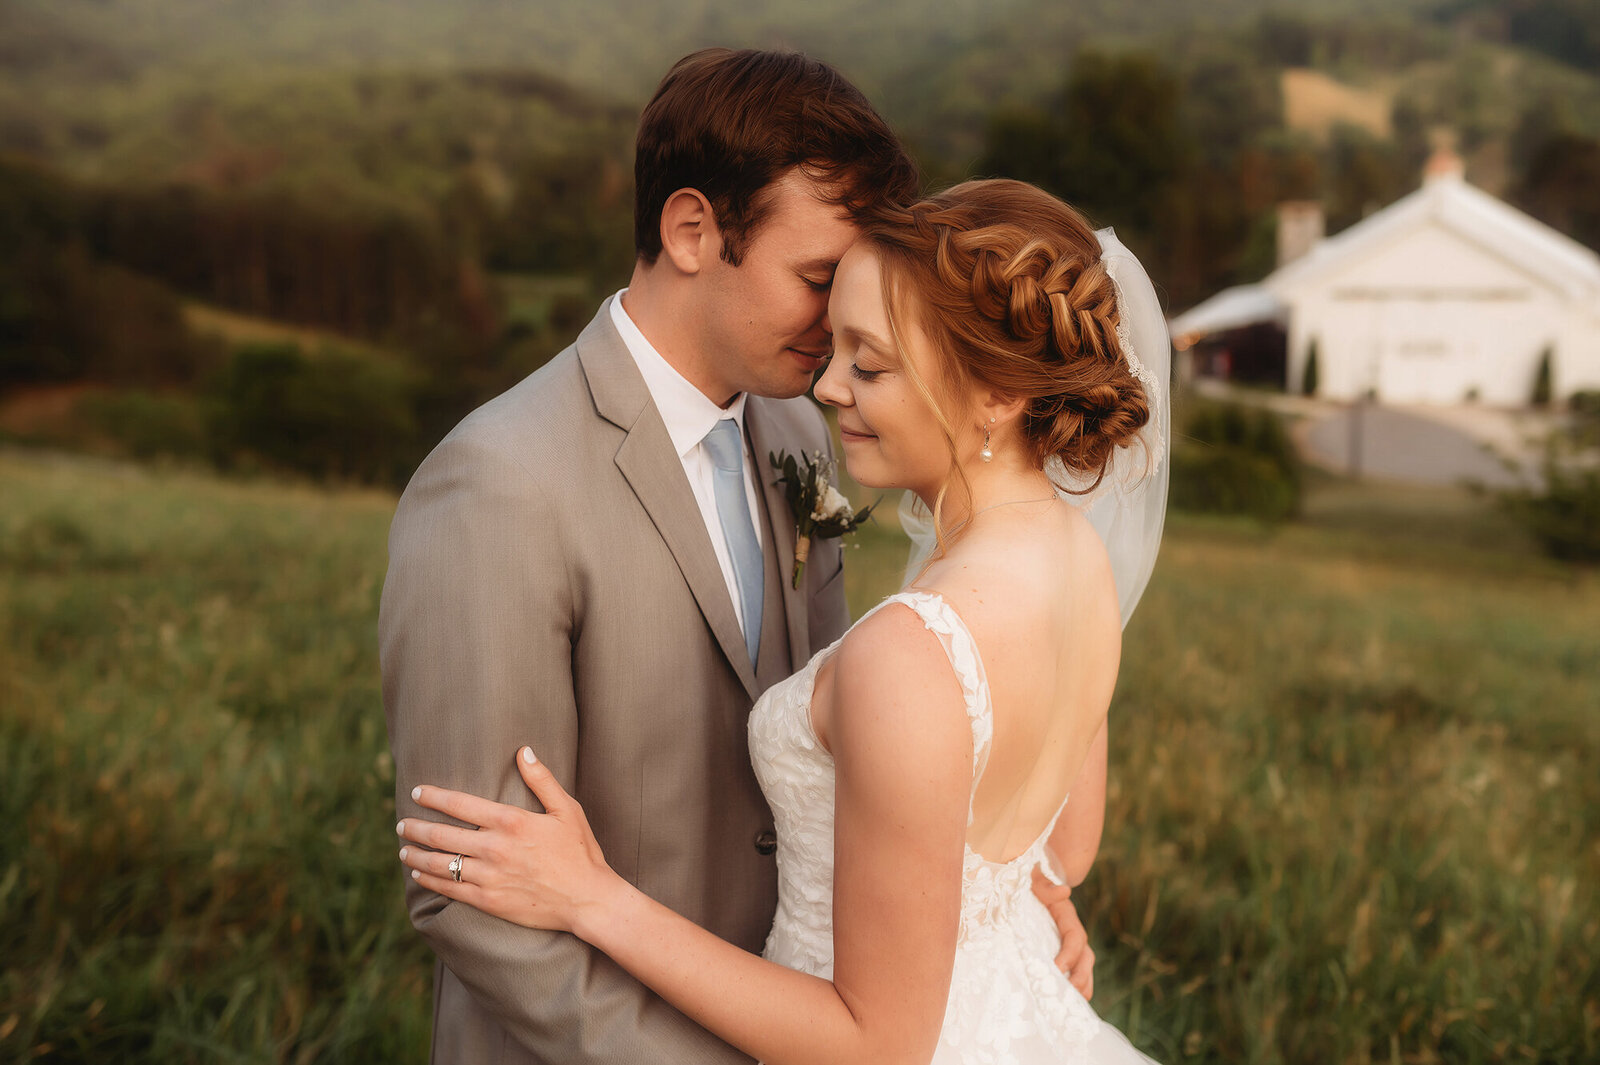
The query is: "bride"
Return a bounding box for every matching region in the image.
[398,179,1169,1065]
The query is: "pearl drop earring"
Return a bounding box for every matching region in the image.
[980,417,995,462]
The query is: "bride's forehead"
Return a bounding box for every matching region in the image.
[836,241,881,280]
[829,249,886,315]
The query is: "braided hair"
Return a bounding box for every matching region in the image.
[861,179,1150,541]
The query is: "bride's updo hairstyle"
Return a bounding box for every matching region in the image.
[862,179,1151,539]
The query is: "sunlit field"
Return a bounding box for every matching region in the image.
[1,449,1595,1063]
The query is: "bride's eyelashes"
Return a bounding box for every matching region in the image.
[830,344,888,383]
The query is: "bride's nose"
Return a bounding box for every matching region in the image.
[812,354,849,409]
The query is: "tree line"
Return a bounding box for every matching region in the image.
[2,42,1597,487]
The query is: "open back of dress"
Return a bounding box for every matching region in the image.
[749,590,1158,1064]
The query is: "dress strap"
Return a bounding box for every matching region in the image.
[879,590,993,795]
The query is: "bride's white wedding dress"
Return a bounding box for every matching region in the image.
[749,590,1159,1065]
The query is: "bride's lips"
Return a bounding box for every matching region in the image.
[838,423,876,444]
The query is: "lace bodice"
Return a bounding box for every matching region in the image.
[749,591,1121,1064]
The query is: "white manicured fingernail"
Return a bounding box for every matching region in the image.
[395,821,405,835]
[521,747,536,765]
[411,869,420,880]
[399,847,409,861]
[411,785,422,800]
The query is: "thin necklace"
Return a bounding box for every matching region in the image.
[967,495,1058,519]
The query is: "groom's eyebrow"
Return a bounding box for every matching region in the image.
[796,257,839,277]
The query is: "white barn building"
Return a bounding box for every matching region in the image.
[1171,154,1600,405]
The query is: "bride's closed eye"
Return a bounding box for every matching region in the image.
[849,362,885,382]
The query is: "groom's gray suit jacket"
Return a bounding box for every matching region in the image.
[381,298,851,1064]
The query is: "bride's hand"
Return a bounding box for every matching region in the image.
[1032,867,1094,1001]
[397,747,615,934]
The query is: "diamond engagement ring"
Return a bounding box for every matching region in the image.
[449,854,465,883]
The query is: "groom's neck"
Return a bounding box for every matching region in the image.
[621,265,739,408]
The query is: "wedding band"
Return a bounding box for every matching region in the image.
[449,854,465,883]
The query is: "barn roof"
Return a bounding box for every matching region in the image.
[1169,284,1286,343]
[1264,169,1600,304]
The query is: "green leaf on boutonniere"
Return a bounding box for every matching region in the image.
[770,450,880,588]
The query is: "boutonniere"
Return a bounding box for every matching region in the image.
[770,450,879,588]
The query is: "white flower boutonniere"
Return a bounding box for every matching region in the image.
[770,450,879,588]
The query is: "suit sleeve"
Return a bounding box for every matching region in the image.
[380,432,753,1064]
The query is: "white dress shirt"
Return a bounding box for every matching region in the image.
[610,292,765,632]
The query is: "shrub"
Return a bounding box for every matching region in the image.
[1170,398,1302,521]
[1500,459,1600,563]
[1500,402,1600,563]
[206,341,423,484]
[77,389,209,460]
[1172,447,1300,521]
[1570,390,1600,449]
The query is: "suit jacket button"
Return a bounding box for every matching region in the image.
[754,830,777,855]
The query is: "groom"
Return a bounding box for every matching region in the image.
[383,48,1087,1064]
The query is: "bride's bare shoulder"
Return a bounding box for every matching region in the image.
[834,597,963,686]
[818,597,974,757]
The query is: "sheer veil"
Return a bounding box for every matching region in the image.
[899,228,1171,628]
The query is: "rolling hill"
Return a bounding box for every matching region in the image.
[11,0,1595,176]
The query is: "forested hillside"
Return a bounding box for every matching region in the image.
[3,0,1599,485]
[5,0,1596,164]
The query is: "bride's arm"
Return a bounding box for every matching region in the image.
[399,605,972,1065]
[1030,718,1107,999]
[1045,718,1107,888]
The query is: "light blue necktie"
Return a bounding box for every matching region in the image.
[702,419,764,666]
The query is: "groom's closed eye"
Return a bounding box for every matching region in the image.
[795,256,839,291]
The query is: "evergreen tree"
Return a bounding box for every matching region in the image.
[1532,347,1553,407]
[1301,338,1320,397]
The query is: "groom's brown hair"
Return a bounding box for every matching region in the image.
[634,48,918,267]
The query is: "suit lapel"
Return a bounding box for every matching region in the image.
[744,396,809,670]
[577,301,759,700]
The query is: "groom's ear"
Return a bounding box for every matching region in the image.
[658,188,720,277]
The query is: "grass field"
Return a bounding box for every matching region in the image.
[1,448,1595,1063]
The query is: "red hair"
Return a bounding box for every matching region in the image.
[863,179,1151,539]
